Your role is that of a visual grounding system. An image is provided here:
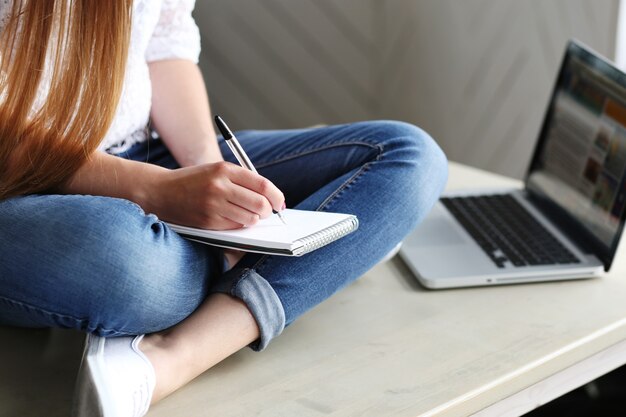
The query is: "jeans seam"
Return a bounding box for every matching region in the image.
[230,269,251,295]
[118,198,146,216]
[316,143,383,212]
[255,140,381,169]
[0,294,127,336]
[251,255,270,272]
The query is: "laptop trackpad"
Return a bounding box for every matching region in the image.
[408,216,468,247]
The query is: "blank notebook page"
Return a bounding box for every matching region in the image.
[167,209,357,251]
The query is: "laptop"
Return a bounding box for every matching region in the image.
[399,40,626,289]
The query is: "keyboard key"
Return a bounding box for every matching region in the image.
[441,195,580,268]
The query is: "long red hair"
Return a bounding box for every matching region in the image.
[0,0,133,199]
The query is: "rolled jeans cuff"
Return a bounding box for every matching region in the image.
[211,267,285,351]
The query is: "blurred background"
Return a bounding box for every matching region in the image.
[193,0,620,179]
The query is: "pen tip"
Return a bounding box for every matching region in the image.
[276,211,287,225]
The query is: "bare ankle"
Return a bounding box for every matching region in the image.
[141,330,198,403]
[137,294,260,404]
[223,249,245,269]
[139,332,175,403]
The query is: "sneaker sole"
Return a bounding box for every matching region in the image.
[72,334,115,417]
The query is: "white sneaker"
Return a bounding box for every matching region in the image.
[73,334,155,417]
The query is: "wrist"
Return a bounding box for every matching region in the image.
[176,138,223,167]
[132,163,170,215]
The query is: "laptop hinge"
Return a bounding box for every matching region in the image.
[524,190,605,262]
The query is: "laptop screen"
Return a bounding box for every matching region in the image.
[526,41,626,269]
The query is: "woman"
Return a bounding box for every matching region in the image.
[0,1,447,416]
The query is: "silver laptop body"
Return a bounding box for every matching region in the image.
[399,40,626,289]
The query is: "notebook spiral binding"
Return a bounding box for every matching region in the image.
[295,216,359,255]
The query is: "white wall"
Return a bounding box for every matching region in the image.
[194,0,619,178]
[616,0,626,69]
[194,0,379,129]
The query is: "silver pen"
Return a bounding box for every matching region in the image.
[214,115,287,225]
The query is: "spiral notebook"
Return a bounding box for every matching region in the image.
[166,209,359,256]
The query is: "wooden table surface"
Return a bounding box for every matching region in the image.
[2,162,626,417]
[146,162,626,416]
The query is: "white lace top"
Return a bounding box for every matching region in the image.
[0,0,201,154]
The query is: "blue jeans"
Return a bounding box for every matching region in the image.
[0,121,447,350]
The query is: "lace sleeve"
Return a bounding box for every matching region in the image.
[145,0,201,63]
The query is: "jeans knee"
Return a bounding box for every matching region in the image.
[368,121,447,228]
[417,128,448,197]
[80,205,211,334]
[84,246,209,336]
[58,196,160,276]
[361,120,446,170]
[39,196,207,334]
[373,120,447,187]
[90,273,202,336]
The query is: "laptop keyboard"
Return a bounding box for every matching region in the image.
[441,195,581,268]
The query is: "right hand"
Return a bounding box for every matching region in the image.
[148,161,285,230]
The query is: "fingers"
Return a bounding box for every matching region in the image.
[226,164,285,212]
[217,205,261,229]
[227,182,274,219]
[169,162,285,230]
[212,215,246,231]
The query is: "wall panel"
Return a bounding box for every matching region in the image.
[194,0,620,178]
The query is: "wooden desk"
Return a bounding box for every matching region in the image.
[147,162,626,416]
[2,162,626,417]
